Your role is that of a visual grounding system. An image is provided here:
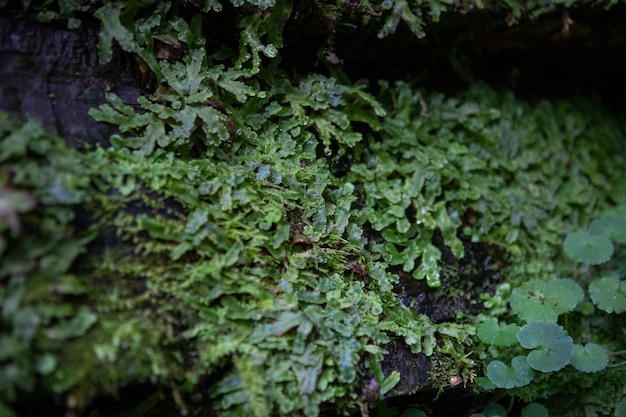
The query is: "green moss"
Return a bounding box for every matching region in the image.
[2,1,626,416]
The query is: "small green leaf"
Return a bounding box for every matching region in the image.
[589,276,626,314]
[564,231,613,265]
[477,318,520,346]
[510,279,584,322]
[570,343,608,373]
[413,244,441,287]
[94,3,140,63]
[589,215,626,243]
[486,356,534,389]
[517,321,573,372]
[380,371,401,396]
[521,403,549,417]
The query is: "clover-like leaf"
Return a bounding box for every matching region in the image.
[564,231,613,265]
[589,276,626,314]
[517,321,573,372]
[486,356,534,389]
[477,318,520,346]
[570,343,609,373]
[510,279,584,322]
[589,215,626,243]
[521,403,549,417]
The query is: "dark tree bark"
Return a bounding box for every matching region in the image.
[0,14,140,147]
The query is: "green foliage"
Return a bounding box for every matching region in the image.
[481,202,626,414]
[477,318,520,347]
[570,343,609,373]
[589,215,626,244]
[563,231,614,265]
[3,1,626,416]
[589,276,626,314]
[0,113,98,412]
[564,206,626,266]
[486,356,534,389]
[510,279,584,322]
[517,322,573,373]
[347,82,625,289]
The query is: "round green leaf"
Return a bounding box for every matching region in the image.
[477,318,520,346]
[510,279,583,322]
[517,321,573,372]
[589,215,626,243]
[522,403,549,417]
[616,400,626,417]
[564,231,613,265]
[589,276,626,314]
[487,356,534,389]
[570,343,608,373]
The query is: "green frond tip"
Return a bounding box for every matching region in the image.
[563,230,613,265]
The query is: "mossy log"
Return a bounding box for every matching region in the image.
[1,2,626,417]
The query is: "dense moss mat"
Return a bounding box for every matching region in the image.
[1,1,626,416]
